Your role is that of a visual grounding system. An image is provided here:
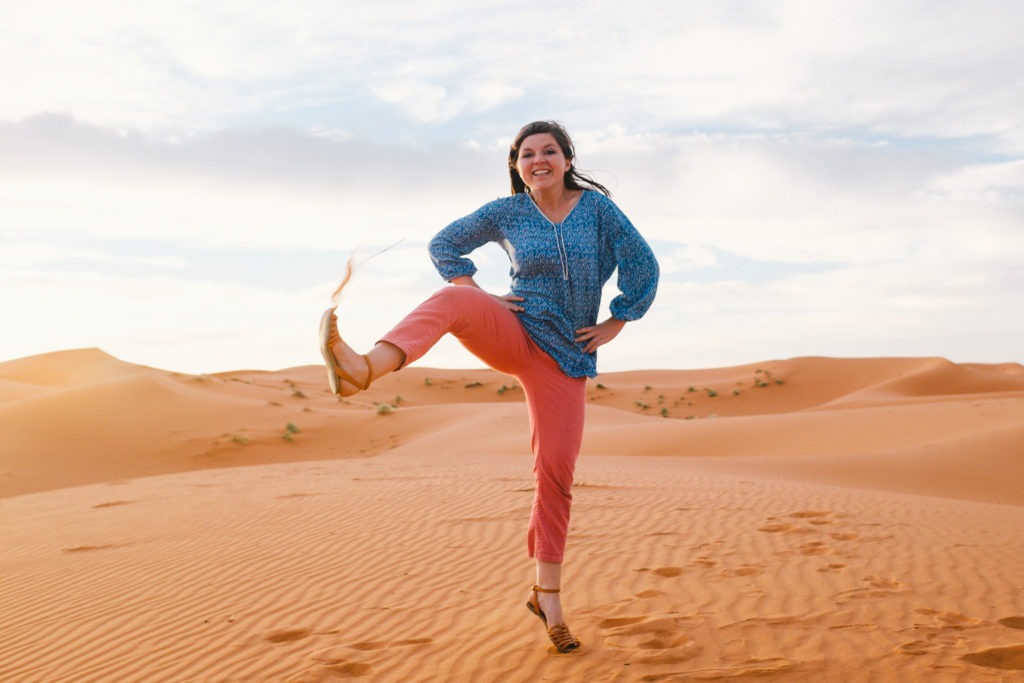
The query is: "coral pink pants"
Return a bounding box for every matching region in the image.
[379,286,586,563]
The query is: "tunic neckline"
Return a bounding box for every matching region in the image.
[526,190,586,226]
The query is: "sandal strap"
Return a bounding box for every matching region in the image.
[327,311,342,347]
[327,311,373,391]
[532,585,560,594]
[547,624,580,652]
[361,354,374,389]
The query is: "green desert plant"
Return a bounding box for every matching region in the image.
[465,381,483,388]
[232,434,249,445]
[283,421,300,442]
[376,404,392,415]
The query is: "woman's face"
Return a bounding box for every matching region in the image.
[515,133,571,193]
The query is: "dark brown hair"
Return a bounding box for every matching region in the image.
[508,121,611,197]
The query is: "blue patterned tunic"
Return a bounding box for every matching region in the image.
[428,190,659,378]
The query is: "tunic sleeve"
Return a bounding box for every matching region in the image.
[428,198,506,281]
[599,196,659,322]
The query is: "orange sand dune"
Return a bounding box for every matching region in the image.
[1,348,1023,681]
[2,349,1022,503]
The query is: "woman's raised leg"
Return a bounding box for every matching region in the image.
[322,286,537,395]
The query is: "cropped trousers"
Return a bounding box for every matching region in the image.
[379,285,586,563]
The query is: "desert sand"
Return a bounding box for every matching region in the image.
[1,348,1023,681]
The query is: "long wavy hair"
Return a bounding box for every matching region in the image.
[508,121,611,197]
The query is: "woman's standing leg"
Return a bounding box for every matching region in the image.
[520,356,586,628]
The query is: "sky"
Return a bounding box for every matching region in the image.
[2,0,1023,374]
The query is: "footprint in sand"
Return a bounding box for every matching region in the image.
[960,644,1024,670]
[597,615,703,665]
[689,557,718,568]
[757,521,815,535]
[265,628,312,644]
[347,638,432,651]
[62,544,125,553]
[863,575,901,590]
[635,566,684,578]
[914,608,981,629]
[835,575,903,604]
[798,541,833,556]
[290,654,373,682]
[896,640,943,656]
[292,637,434,680]
[721,564,763,578]
[788,510,835,521]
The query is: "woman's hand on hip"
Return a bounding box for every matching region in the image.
[493,294,525,312]
[575,318,626,353]
[450,275,524,312]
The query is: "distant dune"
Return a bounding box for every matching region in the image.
[2,349,1023,681]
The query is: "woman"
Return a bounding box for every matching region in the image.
[319,120,659,653]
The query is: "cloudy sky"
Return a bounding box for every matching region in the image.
[2,1,1022,374]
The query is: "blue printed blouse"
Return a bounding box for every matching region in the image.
[428,190,659,378]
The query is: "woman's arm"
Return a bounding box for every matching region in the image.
[601,197,659,323]
[573,197,659,353]
[428,198,506,282]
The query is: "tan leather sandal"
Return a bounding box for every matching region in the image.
[319,307,373,396]
[525,585,581,653]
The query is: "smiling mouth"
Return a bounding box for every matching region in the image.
[532,170,551,176]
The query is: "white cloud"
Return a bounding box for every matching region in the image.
[0,241,186,270]
[371,79,455,123]
[926,160,1024,201]
[580,129,1024,269]
[3,1,1023,149]
[658,246,720,274]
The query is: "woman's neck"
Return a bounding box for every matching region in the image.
[528,186,583,224]
[530,186,579,211]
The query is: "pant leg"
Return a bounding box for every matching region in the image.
[379,286,536,377]
[520,355,587,563]
[380,284,586,562]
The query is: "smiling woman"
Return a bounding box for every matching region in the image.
[318,120,659,654]
[508,120,611,199]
